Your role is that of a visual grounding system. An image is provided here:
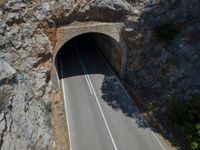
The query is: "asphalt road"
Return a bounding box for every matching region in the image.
[58,37,166,150]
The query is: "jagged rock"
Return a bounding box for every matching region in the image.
[42,2,51,13]
[0,80,52,150]
[0,59,16,81]
[33,70,50,98]
[6,25,22,49]
[21,23,35,39]
[35,34,49,46]
[0,35,6,48]
[4,1,16,10]
[77,0,132,21]
[34,7,46,21]
[0,21,6,35]
[0,1,53,149]
[6,12,19,23]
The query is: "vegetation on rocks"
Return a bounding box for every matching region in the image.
[0,0,6,7]
[153,23,179,43]
[170,96,200,150]
[44,101,52,112]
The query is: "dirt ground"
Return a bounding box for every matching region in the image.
[52,91,69,150]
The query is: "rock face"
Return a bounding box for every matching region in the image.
[0,59,16,81]
[121,0,200,147]
[0,1,53,149]
[124,0,200,108]
[54,0,132,24]
[0,0,199,149]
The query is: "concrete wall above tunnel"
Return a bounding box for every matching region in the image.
[54,22,128,79]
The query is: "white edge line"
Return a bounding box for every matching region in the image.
[74,42,118,150]
[87,75,119,150]
[78,56,93,92]
[91,39,166,150]
[61,79,73,150]
[152,131,166,150]
[72,42,93,94]
[59,55,73,150]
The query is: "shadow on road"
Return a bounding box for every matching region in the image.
[101,75,148,129]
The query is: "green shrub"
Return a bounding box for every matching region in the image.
[170,96,200,150]
[154,23,178,43]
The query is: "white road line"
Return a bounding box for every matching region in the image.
[84,73,93,94]
[91,40,166,150]
[59,55,73,150]
[75,44,118,150]
[78,56,94,95]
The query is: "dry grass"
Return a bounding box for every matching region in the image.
[0,0,6,7]
[52,91,69,150]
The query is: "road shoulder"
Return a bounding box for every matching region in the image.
[52,90,69,150]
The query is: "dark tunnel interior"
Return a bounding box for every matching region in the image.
[55,33,122,79]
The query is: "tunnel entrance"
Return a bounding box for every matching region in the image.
[54,31,140,122]
[55,33,124,79]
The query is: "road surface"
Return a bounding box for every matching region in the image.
[58,37,166,150]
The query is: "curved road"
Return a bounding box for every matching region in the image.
[58,37,166,150]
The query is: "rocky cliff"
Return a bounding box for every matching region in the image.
[0,0,199,149]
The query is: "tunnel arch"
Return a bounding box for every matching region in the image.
[54,22,128,79]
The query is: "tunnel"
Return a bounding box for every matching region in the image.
[54,32,136,118]
[52,25,167,150]
[55,32,124,79]
[53,32,160,150]
[54,31,144,124]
